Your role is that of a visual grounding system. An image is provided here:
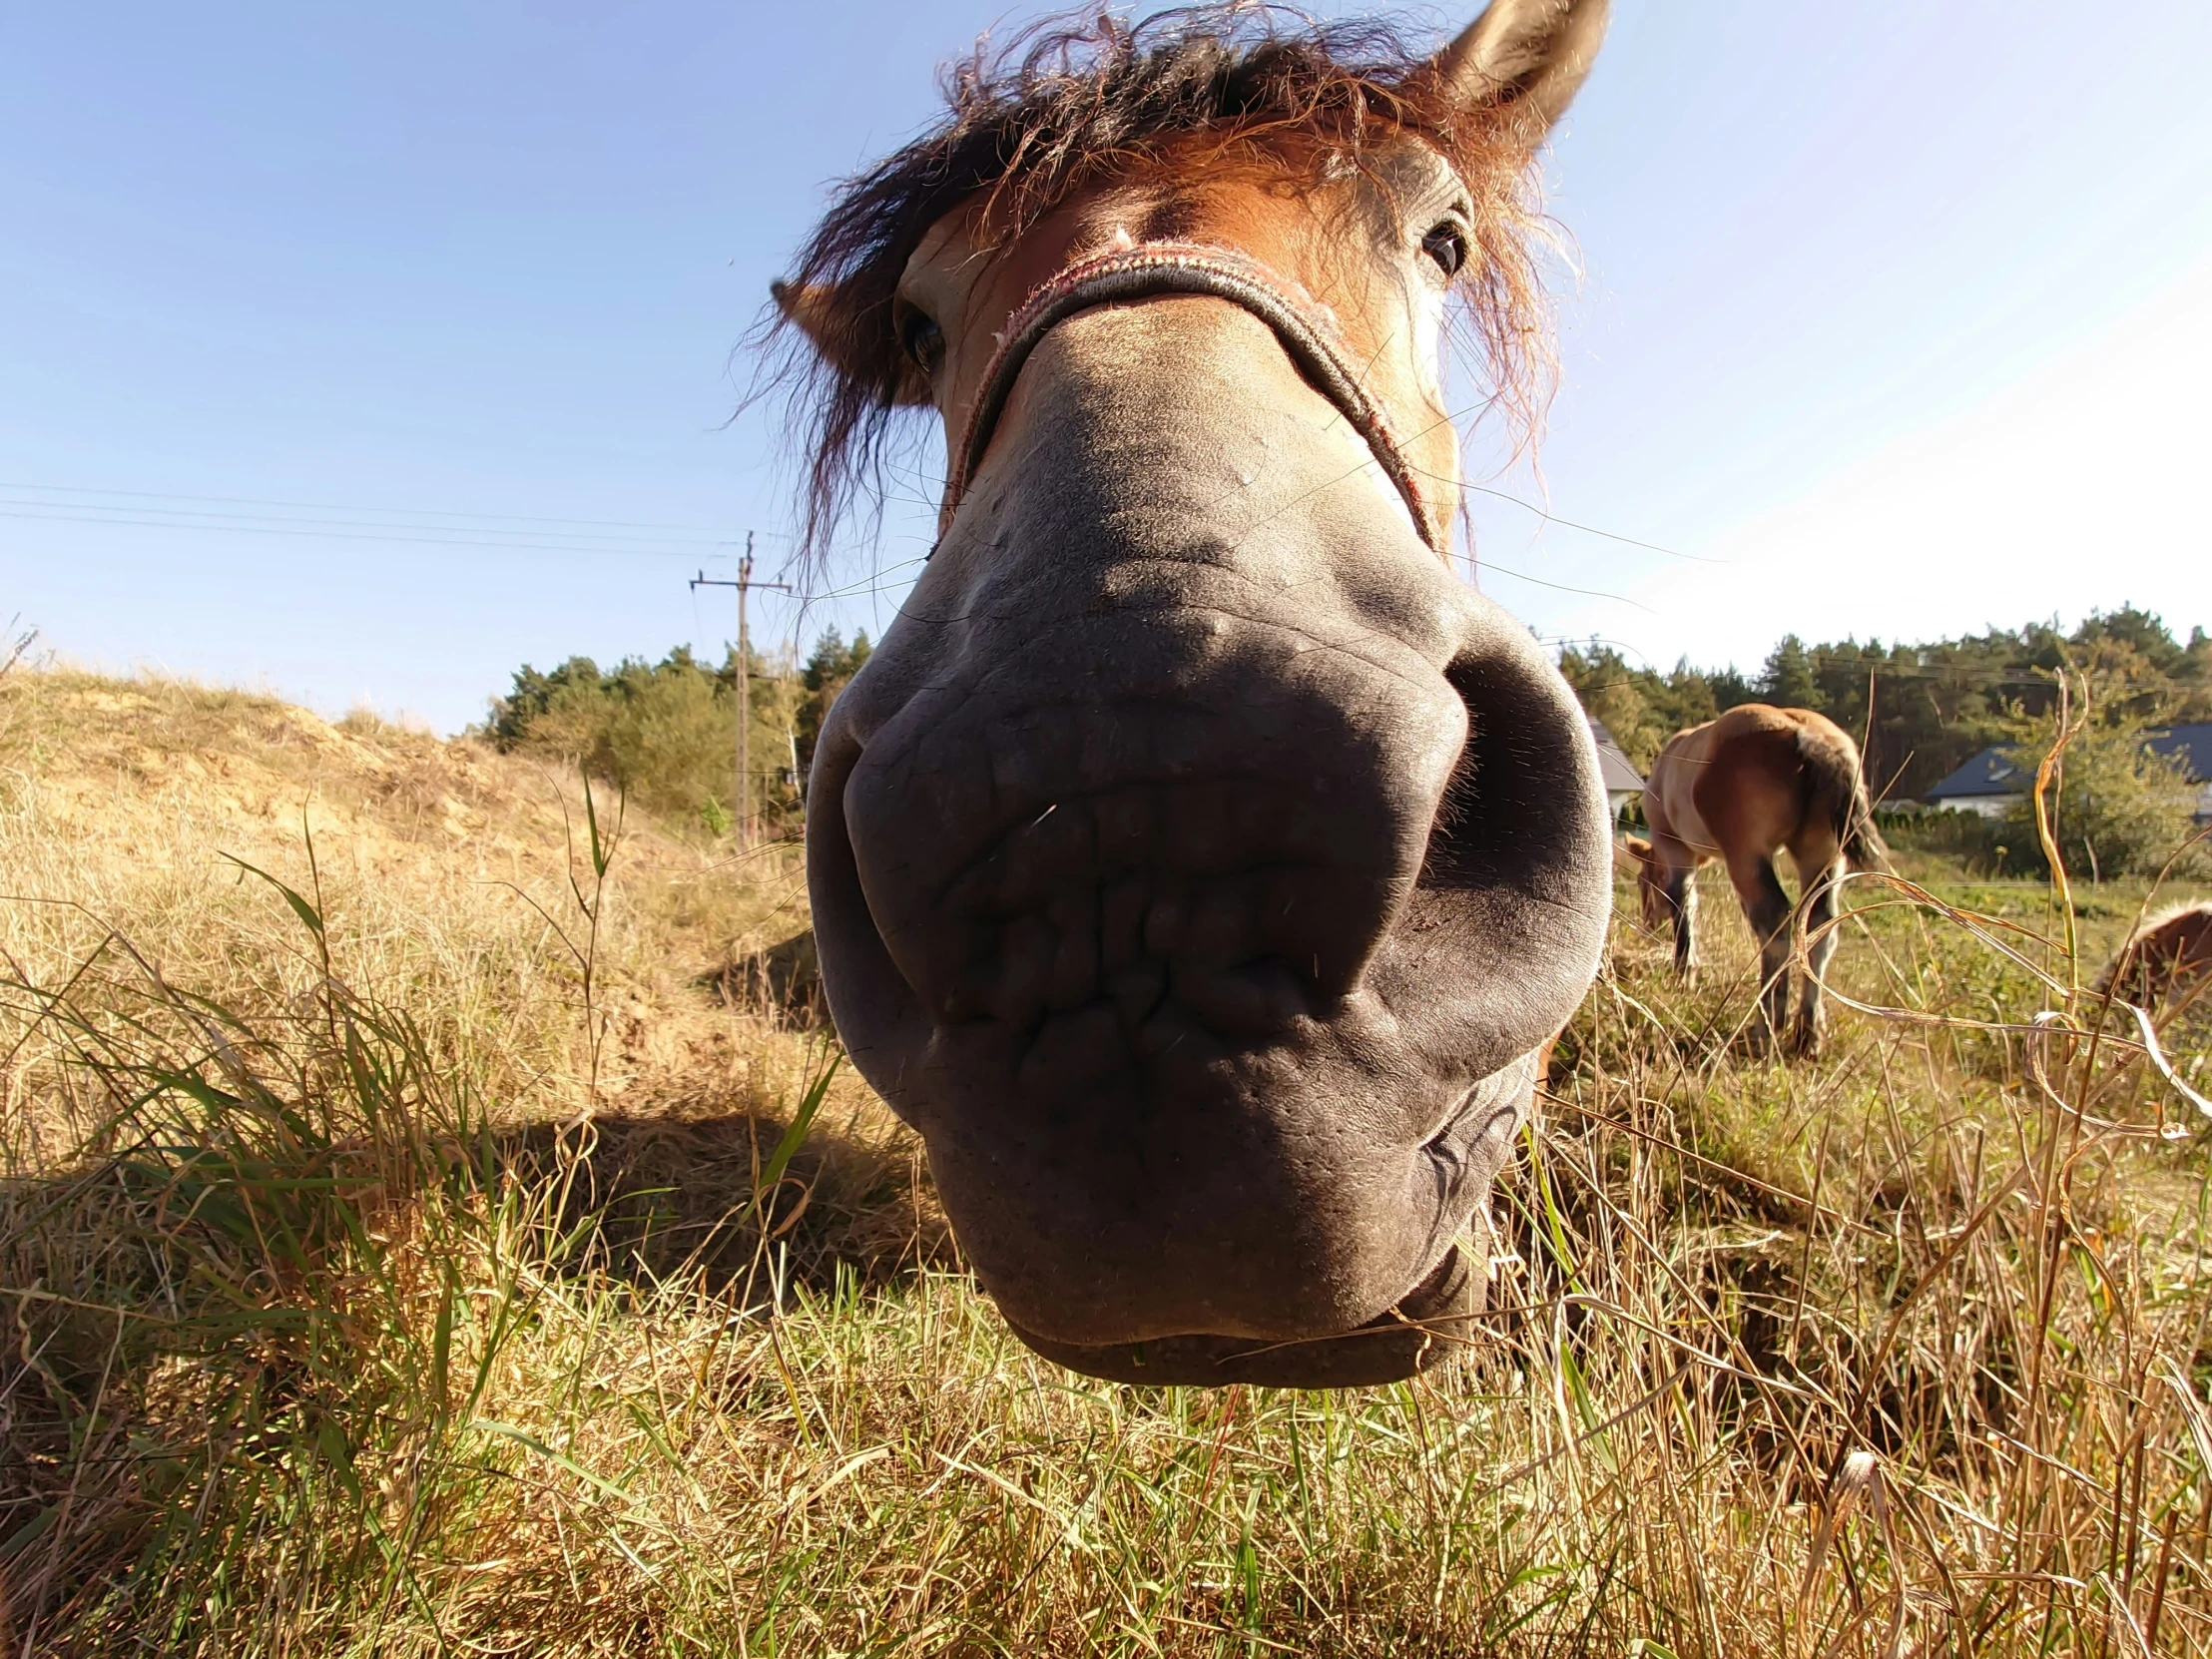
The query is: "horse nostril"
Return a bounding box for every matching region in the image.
[1421,655,1597,894]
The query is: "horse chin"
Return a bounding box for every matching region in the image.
[1001,1242,1486,1388]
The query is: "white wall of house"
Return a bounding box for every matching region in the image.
[1930,795,2021,821]
[1935,786,2207,822]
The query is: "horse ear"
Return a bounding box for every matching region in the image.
[771,279,933,407]
[771,278,834,346]
[1432,0,1610,137]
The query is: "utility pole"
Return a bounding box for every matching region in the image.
[692,533,790,845]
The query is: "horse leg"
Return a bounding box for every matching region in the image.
[1728,854,1794,1054]
[1790,855,1845,1058]
[1669,862,1699,974]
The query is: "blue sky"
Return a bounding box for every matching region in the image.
[4,2,2209,733]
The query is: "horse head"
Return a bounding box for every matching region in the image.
[1620,834,1673,931]
[772,1,1613,1385]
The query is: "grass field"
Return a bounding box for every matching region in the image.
[4,668,2212,1655]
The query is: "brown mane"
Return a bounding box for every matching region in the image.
[766,4,1556,561]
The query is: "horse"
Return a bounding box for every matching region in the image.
[770,1,1616,1387]
[2094,901,2212,1018]
[1624,705,1887,1058]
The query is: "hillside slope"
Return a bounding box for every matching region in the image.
[0,669,837,1121]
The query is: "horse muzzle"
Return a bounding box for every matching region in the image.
[806,255,1612,1385]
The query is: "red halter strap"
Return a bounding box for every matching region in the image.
[939,240,1444,555]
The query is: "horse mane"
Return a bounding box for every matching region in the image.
[764,4,1557,564]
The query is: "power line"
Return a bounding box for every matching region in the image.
[1480,561,1656,611]
[0,499,932,599]
[0,479,792,540]
[0,479,815,563]
[0,501,741,553]
[0,507,721,561]
[5,475,1715,577]
[1464,484,1725,565]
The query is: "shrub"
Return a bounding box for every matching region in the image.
[1881,807,2009,872]
[795,628,870,780]
[1999,722,2208,882]
[485,648,802,831]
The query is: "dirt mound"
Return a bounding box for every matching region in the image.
[0,668,833,1110]
[0,662,923,1257]
[0,669,573,873]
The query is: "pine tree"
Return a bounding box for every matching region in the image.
[1760,635,1823,711]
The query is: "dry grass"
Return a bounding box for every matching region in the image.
[4,667,2212,1655]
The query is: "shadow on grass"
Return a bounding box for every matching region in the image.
[0,926,943,1645]
[504,1104,949,1300]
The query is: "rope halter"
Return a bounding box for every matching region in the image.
[938,240,1443,556]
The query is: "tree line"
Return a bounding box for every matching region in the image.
[481,630,871,834]
[478,609,2209,877]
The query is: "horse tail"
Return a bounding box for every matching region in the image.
[1800,724,1889,873]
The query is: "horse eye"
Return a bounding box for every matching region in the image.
[899,308,945,376]
[1421,221,1469,279]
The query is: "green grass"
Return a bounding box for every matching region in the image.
[6,671,2212,1653]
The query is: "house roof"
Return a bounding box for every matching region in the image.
[1926,747,2028,801]
[1927,725,2212,803]
[1586,719,1646,796]
[2144,723,2212,783]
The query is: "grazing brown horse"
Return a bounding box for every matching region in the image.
[1625,705,1886,1057]
[772,2,1617,1386]
[2094,902,2212,1016]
